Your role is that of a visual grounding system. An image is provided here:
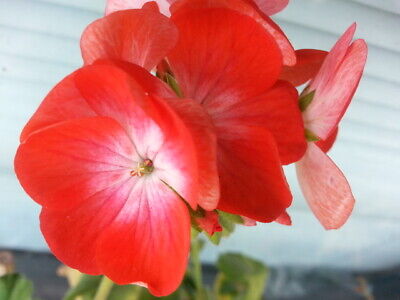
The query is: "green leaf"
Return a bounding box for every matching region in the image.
[109,285,143,300]
[215,253,268,300]
[205,212,244,245]
[63,274,102,300]
[299,90,315,112]
[0,274,36,300]
[208,231,223,245]
[165,73,183,98]
[305,128,320,142]
[218,212,243,225]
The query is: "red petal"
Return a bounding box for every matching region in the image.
[85,61,219,210]
[20,71,95,142]
[20,62,171,144]
[195,211,222,235]
[211,81,307,165]
[165,98,219,211]
[251,0,289,15]
[216,125,292,222]
[15,117,136,211]
[260,16,296,66]
[275,211,292,226]
[38,140,191,295]
[40,177,137,275]
[171,0,295,66]
[168,7,282,104]
[95,59,175,98]
[17,118,194,295]
[74,64,199,208]
[94,180,190,296]
[105,0,173,16]
[296,143,355,230]
[280,49,328,87]
[81,8,178,70]
[305,25,368,140]
[316,127,339,153]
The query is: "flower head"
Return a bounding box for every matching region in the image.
[81,2,307,222]
[15,63,207,296]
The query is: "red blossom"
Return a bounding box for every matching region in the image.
[166,5,306,221]
[80,4,306,222]
[13,0,367,295]
[15,64,202,296]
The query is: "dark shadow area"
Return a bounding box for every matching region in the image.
[1,249,399,300]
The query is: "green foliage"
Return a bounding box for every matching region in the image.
[164,73,183,98]
[0,273,37,300]
[63,274,102,300]
[61,235,269,300]
[215,253,269,300]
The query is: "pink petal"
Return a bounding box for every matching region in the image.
[275,211,292,226]
[251,0,289,16]
[296,143,355,230]
[309,24,357,93]
[105,0,173,16]
[305,25,368,140]
[242,217,257,226]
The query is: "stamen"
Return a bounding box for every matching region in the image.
[130,159,154,177]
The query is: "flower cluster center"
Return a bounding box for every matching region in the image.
[130,159,154,177]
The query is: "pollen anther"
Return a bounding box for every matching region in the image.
[130,159,154,177]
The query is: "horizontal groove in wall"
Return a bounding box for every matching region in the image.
[349,0,400,15]
[277,0,400,53]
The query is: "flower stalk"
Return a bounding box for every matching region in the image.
[93,276,114,300]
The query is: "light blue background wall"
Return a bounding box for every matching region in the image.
[0,0,399,270]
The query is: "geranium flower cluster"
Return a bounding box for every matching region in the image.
[14,0,367,296]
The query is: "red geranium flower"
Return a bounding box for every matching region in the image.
[292,24,368,229]
[79,4,307,222]
[15,2,308,294]
[15,7,220,293]
[15,64,203,296]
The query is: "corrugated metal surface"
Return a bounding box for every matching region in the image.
[0,0,399,270]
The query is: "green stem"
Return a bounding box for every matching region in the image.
[191,235,204,298]
[94,276,114,300]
